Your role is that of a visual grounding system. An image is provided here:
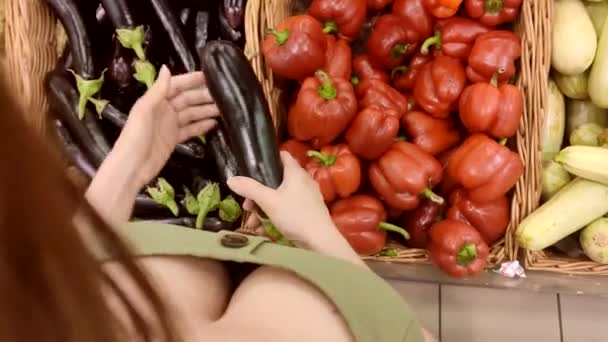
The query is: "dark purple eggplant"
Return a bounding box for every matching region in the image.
[47,71,111,168]
[148,0,197,72]
[46,0,95,79]
[179,7,192,26]
[150,216,234,231]
[108,42,134,90]
[217,3,243,43]
[99,0,137,28]
[206,126,239,184]
[222,0,246,30]
[194,11,211,52]
[200,41,283,189]
[134,194,175,218]
[54,119,97,179]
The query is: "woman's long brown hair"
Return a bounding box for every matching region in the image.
[0,71,177,341]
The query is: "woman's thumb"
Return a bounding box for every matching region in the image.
[227,176,275,209]
[147,65,171,100]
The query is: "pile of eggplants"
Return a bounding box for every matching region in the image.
[45,0,283,232]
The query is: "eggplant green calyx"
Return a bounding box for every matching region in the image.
[133,59,157,90]
[88,98,109,118]
[198,135,207,144]
[456,243,478,266]
[259,215,295,247]
[69,69,106,120]
[378,222,411,240]
[218,195,242,223]
[147,177,179,216]
[182,187,200,215]
[315,70,338,100]
[116,26,146,60]
[307,150,337,166]
[195,183,221,229]
[420,31,441,55]
[391,43,409,59]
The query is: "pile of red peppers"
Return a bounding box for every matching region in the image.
[264,0,524,278]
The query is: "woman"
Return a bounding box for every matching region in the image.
[0,66,435,342]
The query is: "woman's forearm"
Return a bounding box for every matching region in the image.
[306,228,370,270]
[85,147,143,227]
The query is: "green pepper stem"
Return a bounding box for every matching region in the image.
[456,243,478,266]
[268,28,290,46]
[498,138,508,146]
[323,20,338,34]
[376,247,399,257]
[394,136,407,142]
[391,65,408,80]
[351,75,360,86]
[485,0,504,13]
[315,70,338,100]
[420,31,441,55]
[307,150,337,166]
[378,222,411,240]
[421,188,444,205]
[391,43,409,59]
[490,69,505,87]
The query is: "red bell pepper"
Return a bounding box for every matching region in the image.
[288,71,357,148]
[466,30,521,84]
[458,72,523,138]
[420,17,490,61]
[345,105,401,160]
[358,79,410,118]
[423,0,463,18]
[402,199,446,248]
[351,54,390,92]
[437,148,458,195]
[447,188,510,245]
[464,0,523,27]
[324,35,353,79]
[393,0,435,41]
[262,15,328,81]
[331,194,410,255]
[428,219,489,277]
[309,0,368,41]
[369,141,444,210]
[402,110,460,155]
[367,0,393,11]
[280,139,311,167]
[447,134,524,203]
[367,14,419,69]
[414,55,466,119]
[392,52,432,93]
[305,144,361,202]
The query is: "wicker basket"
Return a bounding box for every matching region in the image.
[5,0,547,269]
[244,0,548,267]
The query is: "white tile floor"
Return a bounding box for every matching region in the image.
[389,280,608,342]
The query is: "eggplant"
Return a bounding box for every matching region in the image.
[194,11,211,52]
[134,194,176,218]
[108,42,135,90]
[54,119,97,179]
[149,216,235,231]
[222,0,246,30]
[46,0,96,79]
[217,3,243,44]
[206,126,240,184]
[47,71,111,168]
[99,0,137,28]
[200,41,283,189]
[148,0,197,72]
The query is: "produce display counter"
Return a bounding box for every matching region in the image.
[369,261,608,298]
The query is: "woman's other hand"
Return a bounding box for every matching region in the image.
[114,65,220,188]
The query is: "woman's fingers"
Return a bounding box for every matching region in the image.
[178,119,217,142]
[178,104,220,126]
[170,88,214,111]
[227,176,276,211]
[168,71,206,98]
[143,65,171,105]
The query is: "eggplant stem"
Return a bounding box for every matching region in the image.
[268,28,290,46]
[88,98,109,118]
[133,59,157,90]
[456,243,478,266]
[484,0,504,13]
[315,70,337,100]
[391,43,409,59]
[420,31,441,55]
[116,26,147,60]
[323,20,338,34]
[378,222,411,240]
[421,188,444,205]
[307,150,337,166]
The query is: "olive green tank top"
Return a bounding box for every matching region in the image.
[102,222,424,342]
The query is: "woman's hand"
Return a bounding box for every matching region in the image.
[113,65,220,188]
[226,152,367,267]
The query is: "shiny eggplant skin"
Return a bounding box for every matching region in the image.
[200,41,283,189]
[54,119,97,179]
[133,194,175,218]
[148,216,235,231]
[222,0,246,29]
[46,71,111,168]
[46,0,96,79]
[148,0,197,72]
[206,125,239,184]
[99,0,137,28]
